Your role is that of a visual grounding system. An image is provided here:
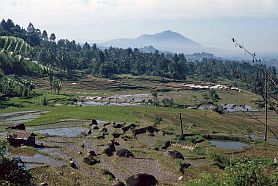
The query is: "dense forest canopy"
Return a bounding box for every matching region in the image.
[0,19,277,93]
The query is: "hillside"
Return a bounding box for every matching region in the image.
[0,19,276,91]
[0,36,33,54]
[0,36,45,76]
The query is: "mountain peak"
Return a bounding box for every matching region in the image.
[100,30,202,52]
[162,30,175,33]
[153,30,185,39]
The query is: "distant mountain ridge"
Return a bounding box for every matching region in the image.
[100,30,203,54]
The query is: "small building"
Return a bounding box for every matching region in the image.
[6,131,36,147]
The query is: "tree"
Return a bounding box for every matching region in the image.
[27,23,35,33]
[49,75,62,94]
[83,42,90,50]
[42,30,48,40]
[6,19,15,29]
[0,19,7,29]
[161,98,174,107]
[50,33,56,42]
[209,89,220,103]
[99,62,115,78]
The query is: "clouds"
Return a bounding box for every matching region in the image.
[1,0,278,23]
[0,0,277,52]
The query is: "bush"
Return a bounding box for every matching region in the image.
[151,90,158,98]
[161,98,174,107]
[210,153,232,169]
[154,115,162,125]
[188,174,222,186]
[188,159,278,186]
[190,135,205,144]
[192,147,207,156]
[0,140,33,185]
[225,159,272,186]
[0,156,33,185]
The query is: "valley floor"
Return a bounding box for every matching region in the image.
[0,75,277,186]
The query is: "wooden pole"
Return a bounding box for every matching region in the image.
[179,113,184,136]
[264,74,268,141]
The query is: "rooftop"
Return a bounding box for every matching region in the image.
[6,131,35,140]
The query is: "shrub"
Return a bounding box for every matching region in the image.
[225,159,272,186]
[187,174,222,186]
[188,159,278,186]
[154,115,162,125]
[193,147,207,156]
[0,156,33,185]
[161,98,174,107]
[210,153,232,169]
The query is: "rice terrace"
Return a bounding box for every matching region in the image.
[0,0,278,186]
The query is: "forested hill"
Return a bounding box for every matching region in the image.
[0,19,277,90]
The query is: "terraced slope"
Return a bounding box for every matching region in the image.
[0,36,33,54]
[0,36,48,75]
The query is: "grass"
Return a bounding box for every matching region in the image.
[0,93,74,110]
[31,166,110,186]
[7,146,37,156]
[1,95,272,137]
[161,89,260,107]
[24,106,204,126]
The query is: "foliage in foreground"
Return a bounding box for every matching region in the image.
[0,76,36,98]
[188,159,278,186]
[0,140,33,186]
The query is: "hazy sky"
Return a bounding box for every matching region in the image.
[1,0,278,53]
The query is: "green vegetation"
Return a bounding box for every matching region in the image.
[188,159,278,186]
[0,36,33,53]
[0,19,277,92]
[0,140,33,185]
[0,76,36,98]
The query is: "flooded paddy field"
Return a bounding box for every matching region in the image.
[0,110,48,131]
[36,127,89,137]
[208,139,250,150]
[78,94,151,107]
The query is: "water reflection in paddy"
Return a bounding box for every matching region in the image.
[209,139,249,150]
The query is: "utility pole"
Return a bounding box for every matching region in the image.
[179,113,184,136]
[264,74,268,141]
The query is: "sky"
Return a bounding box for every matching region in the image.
[0,0,278,53]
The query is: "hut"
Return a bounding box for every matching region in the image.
[6,131,36,147]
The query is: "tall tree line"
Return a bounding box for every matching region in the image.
[0,19,277,92]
